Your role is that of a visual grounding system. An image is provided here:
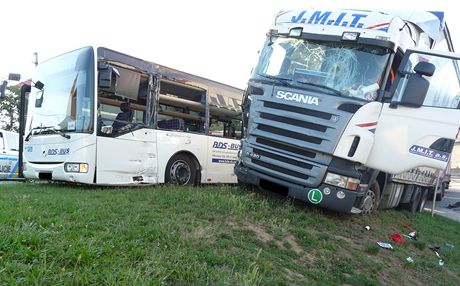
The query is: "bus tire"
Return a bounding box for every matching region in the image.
[165,154,198,186]
[362,183,380,215]
[416,188,428,213]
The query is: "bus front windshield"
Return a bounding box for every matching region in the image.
[28,47,95,134]
[254,37,391,101]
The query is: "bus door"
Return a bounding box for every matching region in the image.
[206,119,241,183]
[96,129,158,184]
[365,49,460,174]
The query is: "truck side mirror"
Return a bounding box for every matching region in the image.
[396,62,436,108]
[413,61,435,77]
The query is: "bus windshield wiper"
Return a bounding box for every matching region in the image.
[25,126,71,141]
[43,127,71,139]
[25,125,54,141]
[295,80,344,97]
[259,74,292,86]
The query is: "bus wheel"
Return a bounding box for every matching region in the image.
[362,183,380,215]
[165,154,197,186]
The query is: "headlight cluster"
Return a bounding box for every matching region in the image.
[324,172,360,191]
[64,163,88,173]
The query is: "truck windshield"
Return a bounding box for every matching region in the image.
[28,47,95,134]
[254,37,391,101]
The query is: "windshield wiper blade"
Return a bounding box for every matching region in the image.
[260,74,292,86]
[45,127,71,139]
[296,80,344,97]
[25,125,54,141]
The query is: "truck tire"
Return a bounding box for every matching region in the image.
[409,187,422,213]
[238,180,255,191]
[362,183,380,215]
[436,183,445,201]
[416,188,428,213]
[165,154,198,186]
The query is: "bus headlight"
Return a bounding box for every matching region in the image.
[64,163,88,173]
[324,172,360,191]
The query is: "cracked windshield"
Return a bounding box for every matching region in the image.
[255,37,390,101]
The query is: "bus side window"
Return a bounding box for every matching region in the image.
[208,118,242,139]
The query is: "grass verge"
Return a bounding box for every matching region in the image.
[0,182,458,285]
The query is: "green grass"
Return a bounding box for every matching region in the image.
[0,183,459,285]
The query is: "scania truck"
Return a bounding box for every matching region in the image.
[235,9,460,213]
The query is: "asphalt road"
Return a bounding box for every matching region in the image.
[425,177,460,222]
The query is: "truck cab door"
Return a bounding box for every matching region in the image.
[366,49,460,174]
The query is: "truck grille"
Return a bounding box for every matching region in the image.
[245,87,358,188]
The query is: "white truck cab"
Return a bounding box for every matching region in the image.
[235,9,460,213]
[0,130,19,179]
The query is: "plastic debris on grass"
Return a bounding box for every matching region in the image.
[429,246,445,267]
[377,242,394,250]
[445,242,455,249]
[390,233,405,245]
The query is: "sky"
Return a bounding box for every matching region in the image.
[1,0,459,89]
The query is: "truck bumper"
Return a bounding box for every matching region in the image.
[235,162,361,213]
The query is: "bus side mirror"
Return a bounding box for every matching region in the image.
[397,62,435,108]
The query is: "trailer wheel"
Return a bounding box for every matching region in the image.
[435,183,445,201]
[409,187,422,213]
[165,154,198,186]
[362,183,380,215]
[416,188,428,213]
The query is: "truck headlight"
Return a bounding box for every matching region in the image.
[324,172,360,191]
[64,163,88,173]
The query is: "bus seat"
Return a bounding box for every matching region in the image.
[158,118,185,130]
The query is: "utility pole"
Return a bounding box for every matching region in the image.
[33,52,38,67]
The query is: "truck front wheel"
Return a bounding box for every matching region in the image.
[362,183,380,215]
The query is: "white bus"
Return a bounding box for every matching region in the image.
[23,46,243,185]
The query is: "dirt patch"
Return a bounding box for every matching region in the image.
[284,267,305,281]
[296,251,316,265]
[182,225,215,242]
[244,221,274,243]
[284,234,304,254]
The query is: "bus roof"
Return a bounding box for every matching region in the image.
[97,47,243,99]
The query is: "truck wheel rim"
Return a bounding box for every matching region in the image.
[362,190,376,214]
[170,160,191,185]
